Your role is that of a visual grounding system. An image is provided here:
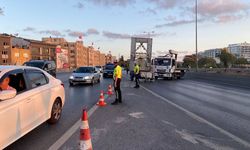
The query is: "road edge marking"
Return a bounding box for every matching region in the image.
[48,95,110,150]
[140,85,250,148]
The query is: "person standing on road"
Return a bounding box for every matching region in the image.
[111,62,122,105]
[134,63,140,88]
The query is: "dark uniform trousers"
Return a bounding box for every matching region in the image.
[114,78,122,102]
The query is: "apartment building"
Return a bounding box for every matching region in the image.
[0,34,31,65]
[28,39,57,61]
[201,48,222,63]
[228,42,250,62]
[100,53,106,66]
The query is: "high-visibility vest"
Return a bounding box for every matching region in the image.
[114,65,122,79]
[134,65,140,74]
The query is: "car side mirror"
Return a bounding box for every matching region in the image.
[0,90,17,101]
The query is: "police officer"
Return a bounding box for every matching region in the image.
[134,63,140,88]
[111,61,122,105]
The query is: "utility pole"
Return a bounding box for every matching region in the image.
[195,0,198,72]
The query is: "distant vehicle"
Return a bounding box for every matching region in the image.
[23,60,56,77]
[103,63,115,78]
[153,50,186,80]
[69,66,100,86]
[95,66,103,73]
[0,66,65,149]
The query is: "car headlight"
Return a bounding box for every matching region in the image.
[69,76,74,79]
[84,76,91,79]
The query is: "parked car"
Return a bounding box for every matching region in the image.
[95,66,103,73]
[103,63,115,78]
[69,66,100,86]
[23,60,57,77]
[0,66,65,149]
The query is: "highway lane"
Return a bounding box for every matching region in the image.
[185,72,250,90]
[142,74,250,147]
[5,73,114,150]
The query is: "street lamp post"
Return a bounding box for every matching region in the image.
[195,0,198,72]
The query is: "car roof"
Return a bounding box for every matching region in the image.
[78,66,94,68]
[0,65,44,75]
[28,60,54,62]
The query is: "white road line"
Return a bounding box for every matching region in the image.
[48,94,109,150]
[140,85,250,148]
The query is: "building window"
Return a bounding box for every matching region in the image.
[2,51,8,55]
[3,42,9,46]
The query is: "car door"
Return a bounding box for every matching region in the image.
[24,69,52,127]
[0,69,32,149]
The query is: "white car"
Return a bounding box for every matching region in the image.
[0,66,65,149]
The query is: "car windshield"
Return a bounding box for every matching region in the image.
[24,62,44,69]
[75,67,94,73]
[105,65,115,70]
[154,58,171,66]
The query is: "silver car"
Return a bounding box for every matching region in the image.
[69,67,101,86]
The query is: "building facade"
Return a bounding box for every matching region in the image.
[100,53,106,66]
[1,34,113,67]
[42,37,70,69]
[28,39,56,61]
[201,48,222,64]
[228,42,250,62]
[0,34,31,65]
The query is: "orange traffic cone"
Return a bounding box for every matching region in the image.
[97,90,107,106]
[107,84,113,95]
[79,109,92,150]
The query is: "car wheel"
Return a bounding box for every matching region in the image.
[69,82,74,86]
[48,98,62,124]
[91,78,94,85]
[97,78,100,83]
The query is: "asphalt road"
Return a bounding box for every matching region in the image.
[5,73,114,150]
[141,73,250,148]
[61,72,250,150]
[4,72,250,149]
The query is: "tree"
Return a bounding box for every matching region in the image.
[198,58,217,68]
[219,49,236,68]
[235,58,248,65]
[182,55,196,68]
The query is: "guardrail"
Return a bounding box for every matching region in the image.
[188,68,250,76]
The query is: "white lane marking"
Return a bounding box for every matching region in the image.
[141,85,250,148]
[175,129,234,150]
[48,105,99,150]
[162,120,176,127]
[129,112,144,119]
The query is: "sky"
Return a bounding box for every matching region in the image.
[1,0,250,60]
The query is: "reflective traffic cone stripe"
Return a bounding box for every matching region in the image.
[79,109,92,150]
[107,84,113,95]
[97,91,106,106]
